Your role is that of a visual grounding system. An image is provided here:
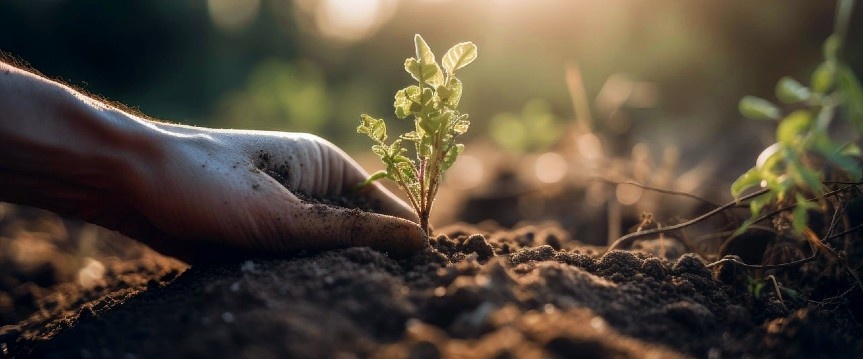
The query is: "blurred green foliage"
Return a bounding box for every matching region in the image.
[732,0,863,235]
[216,60,329,133]
[1,0,860,161]
[489,99,561,154]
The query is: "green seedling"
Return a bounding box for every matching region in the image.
[731,0,862,235]
[357,34,478,235]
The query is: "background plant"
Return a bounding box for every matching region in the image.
[732,0,862,236]
[357,34,477,235]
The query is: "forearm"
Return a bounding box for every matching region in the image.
[0,62,163,211]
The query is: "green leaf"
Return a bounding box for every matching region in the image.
[788,159,824,195]
[775,77,811,104]
[837,66,863,131]
[840,143,861,157]
[400,131,422,141]
[452,117,470,135]
[812,133,863,181]
[371,144,387,158]
[739,96,781,120]
[442,143,464,170]
[394,89,413,119]
[749,190,776,217]
[408,34,444,86]
[791,193,816,235]
[776,110,812,145]
[366,170,388,182]
[731,168,762,198]
[733,216,760,238]
[358,114,387,143]
[823,34,841,61]
[442,77,463,107]
[756,143,784,171]
[811,61,837,94]
[442,42,478,74]
[354,170,388,190]
[414,34,436,67]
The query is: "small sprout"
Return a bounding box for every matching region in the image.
[357,34,478,235]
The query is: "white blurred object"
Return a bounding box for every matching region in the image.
[77,257,106,289]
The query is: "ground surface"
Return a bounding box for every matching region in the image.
[2,207,861,358]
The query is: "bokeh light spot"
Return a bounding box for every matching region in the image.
[534,152,567,184]
[616,183,643,205]
[312,0,397,42]
[207,0,261,32]
[447,154,485,190]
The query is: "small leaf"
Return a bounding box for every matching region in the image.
[823,34,841,61]
[811,61,837,94]
[775,77,811,104]
[443,77,463,107]
[756,143,783,170]
[367,170,388,182]
[354,170,389,190]
[812,133,863,181]
[400,131,422,141]
[749,190,777,217]
[837,66,863,131]
[371,144,387,158]
[394,89,413,119]
[731,168,762,198]
[452,118,470,135]
[788,159,824,195]
[408,34,444,86]
[733,217,760,238]
[442,143,464,170]
[791,193,815,235]
[414,34,436,67]
[776,110,812,144]
[358,114,387,143]
[739,96,781,120]
[442,42,478,74]
[840,143,861,157]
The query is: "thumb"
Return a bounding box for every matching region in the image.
[289,202,428,256]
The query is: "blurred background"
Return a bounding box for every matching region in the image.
[1,0,862,323]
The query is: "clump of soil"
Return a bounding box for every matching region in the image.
[3,223,861,358]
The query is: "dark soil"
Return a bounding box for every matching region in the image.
[2,217,862,358]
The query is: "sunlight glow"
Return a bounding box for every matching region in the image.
[207,0,261,31]
[300,0,398,42]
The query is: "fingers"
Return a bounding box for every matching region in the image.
[328,144,420,223]
[288,202,428,257]
[353,180,420,223]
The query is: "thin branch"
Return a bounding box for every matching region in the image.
[706,254,816,270]
[826,223,863,241]
[590,177,723,207]
[733,185,855,231]
[606,188,771,252]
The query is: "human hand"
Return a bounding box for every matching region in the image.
[0,62,429,264]
[114,126,427,263]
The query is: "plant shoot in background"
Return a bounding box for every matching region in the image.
[732,0,862,236]
[357,34,477,235]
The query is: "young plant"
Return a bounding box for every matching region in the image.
[357,34,478,235]
[731,0,863,235]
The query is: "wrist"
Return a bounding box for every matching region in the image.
[0,64,166,205]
